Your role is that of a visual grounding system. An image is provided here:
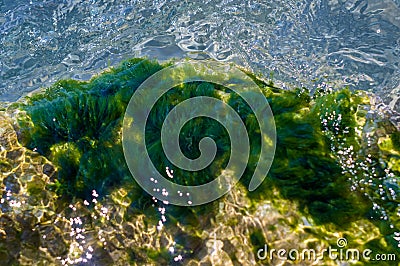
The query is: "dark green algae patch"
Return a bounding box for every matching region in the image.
[7,58,400,262]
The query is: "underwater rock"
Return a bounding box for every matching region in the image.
[0,58,399,264]
[0,112,62,265]
[14,58,164,199]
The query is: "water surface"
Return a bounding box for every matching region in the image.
[1,0,399,112]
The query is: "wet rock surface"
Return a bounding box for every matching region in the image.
[0,58,399,265]
[0,108,396,265]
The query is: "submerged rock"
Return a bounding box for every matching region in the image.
[0,112,61,264]
[0,58,399,265]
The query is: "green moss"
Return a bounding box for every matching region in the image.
[243,87,372,225]
[18,58,163,198]
[144,247,172,263]
[145,84,230,186]
[15,57,398,246]
[391,131,400,152]
[250,228,266,259]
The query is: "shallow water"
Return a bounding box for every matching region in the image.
[1,1,400,265]
[1,0,400,112]
[0,56,399,265]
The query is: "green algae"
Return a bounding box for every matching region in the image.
[17,58,163,198]
[0,121,398,265]
[242,86,372,225]
[144,81,230,187]
[15,58,393,215]
[392,132,400,152]
[10,58,400,263]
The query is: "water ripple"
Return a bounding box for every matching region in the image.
[0,0,399,111]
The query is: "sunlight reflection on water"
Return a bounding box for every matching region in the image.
[0,0,399,112]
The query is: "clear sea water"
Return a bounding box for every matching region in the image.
[0,0,399,113]
[1,1,400,265]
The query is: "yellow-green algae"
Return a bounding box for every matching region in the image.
[0,58,399,265]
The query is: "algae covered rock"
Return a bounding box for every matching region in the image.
[1,57,399,264]
[15,58,163,198]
